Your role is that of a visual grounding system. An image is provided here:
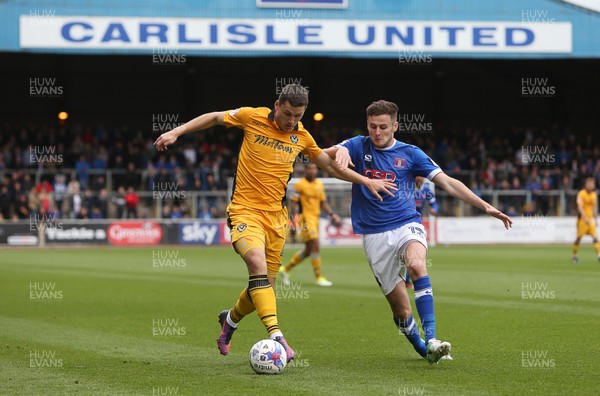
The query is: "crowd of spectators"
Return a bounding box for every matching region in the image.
[0,122,598,220]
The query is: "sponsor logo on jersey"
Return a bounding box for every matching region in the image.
[229,108,241,116]
[364,168,396,181]
[254,134,294,153]
[364,154,372,162]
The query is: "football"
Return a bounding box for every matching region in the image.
[249,339,287,374]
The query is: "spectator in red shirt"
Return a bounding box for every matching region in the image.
[125,186,139,218]
[35,179,53,194]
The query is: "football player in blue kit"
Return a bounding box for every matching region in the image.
[325,100,512,364]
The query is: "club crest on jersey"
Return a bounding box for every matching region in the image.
[394,157,407,169]
[364,154,372,162]
[237,223,247,232]
[290,134,298,144]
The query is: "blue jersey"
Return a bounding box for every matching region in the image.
[415,183,438,215]
[339,136,441,234]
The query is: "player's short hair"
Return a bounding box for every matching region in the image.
[366,100,399,122]
[278,84,309,107]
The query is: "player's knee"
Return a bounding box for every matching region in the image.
[243,249,267,274]
[407,260,428,278]
[395,306,412,321]
[311,241,320,253]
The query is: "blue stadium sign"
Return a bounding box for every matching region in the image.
[3,0,600,57]
[257,0,347,9]
[19,16,572,54]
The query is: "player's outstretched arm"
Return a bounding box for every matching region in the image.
[154,111,226,151]
[432,172,513,229]
[312,152,396,201]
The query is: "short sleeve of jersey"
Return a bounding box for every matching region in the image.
[576,191,584,205]
[337,136,363,167]
[222,107,254,129]
[301,133,323,159]
[410,146,442,180]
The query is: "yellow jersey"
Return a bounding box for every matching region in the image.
[577,189,597,220]
[223,107,323,211]
[292,178,326,219]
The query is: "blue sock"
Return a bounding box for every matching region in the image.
[394,315,427,357]
[413,275,436,343]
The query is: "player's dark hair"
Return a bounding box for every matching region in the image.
[278,84,309,107]
[366,100,399,121]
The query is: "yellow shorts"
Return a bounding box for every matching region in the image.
[300,215,319,243]
[227,203,288,278]
[577,218,597,239]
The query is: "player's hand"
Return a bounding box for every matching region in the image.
[335,146,354,170]
[330,213,342,227]
[486,207,513,229]
[365,179,397,201]
[154,129,179,151]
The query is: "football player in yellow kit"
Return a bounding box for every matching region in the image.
[572,177,600,263]
[280,163,340,287]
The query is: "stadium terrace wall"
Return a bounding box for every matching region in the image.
[2,0,599,58]
[0,217,583,246]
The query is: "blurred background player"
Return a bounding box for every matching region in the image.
[572,177,600,263]
[415,176,438,217]
[280,162,340,287]
[327,100,512,364]
[154,85,396,362]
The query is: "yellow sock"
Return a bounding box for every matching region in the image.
[594,242,600,255]
[284,251,306,272]
[310,253,322,278]
[572,244,579,255]
[230,287,255,324]
[248,275,279,336]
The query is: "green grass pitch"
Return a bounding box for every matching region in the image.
[1,245,599,395]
